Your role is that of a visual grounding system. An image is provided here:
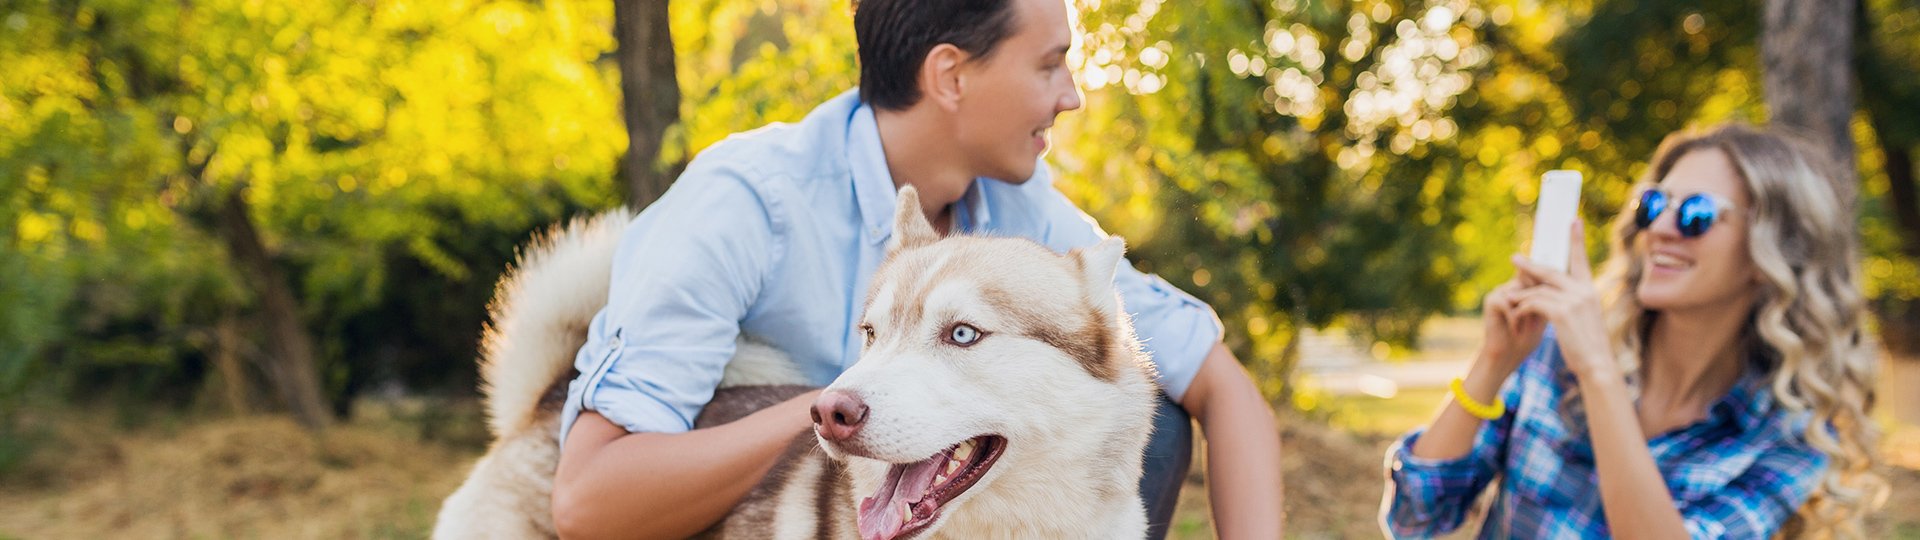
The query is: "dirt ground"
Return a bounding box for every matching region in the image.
[0,411,466,540]
[0,406,1913,539]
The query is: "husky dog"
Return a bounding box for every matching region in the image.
[434,187,1160,539]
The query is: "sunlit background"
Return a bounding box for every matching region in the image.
[2,0,1917,537]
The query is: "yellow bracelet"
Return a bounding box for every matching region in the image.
[1450,377,1506,420]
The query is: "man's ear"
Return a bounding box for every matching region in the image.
[918,43,969,112]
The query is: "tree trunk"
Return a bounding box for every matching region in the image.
[216,188,331,430]
[614,0,681,210]
[1761,0,1858,205]
[211,312,252,415]
[1877,145,1920,359]
[1884,145,1920,258]
[1873,141,1920,360]
[1854,0,1920,368]
[1866,141,1920,363]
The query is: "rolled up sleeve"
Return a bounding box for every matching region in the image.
[1022,168,1224,401]
[1112,269,1223,400]
[558,162,784,445]
[1380,371,1521,537]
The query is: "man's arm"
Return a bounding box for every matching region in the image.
[546,160,796,538]
[551,390,821,540]
[1181,343,1286,538]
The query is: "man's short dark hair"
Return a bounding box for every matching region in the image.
[854,0,1019,110]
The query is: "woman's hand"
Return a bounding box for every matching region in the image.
[1509,219,1615,380]
[1478,278,1545,379]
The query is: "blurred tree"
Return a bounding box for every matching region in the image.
[6,0,1917,434]
[1,0,624,428]
[1544,0,1920,374]
[1857,0,1920,363]
[214,186,331,429]
[1057,0,1532,399]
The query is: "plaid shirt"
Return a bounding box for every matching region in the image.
[1381,329,1829,539]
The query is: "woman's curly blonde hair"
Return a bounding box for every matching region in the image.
[1592,123,1888,537]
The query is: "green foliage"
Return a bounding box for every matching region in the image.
[1859,0,1920,306]
[2,0,1916,428]
[1053,0,1920,397]
[1,0,625,415]
[1055,0,1529,394]
[668,0,858,156]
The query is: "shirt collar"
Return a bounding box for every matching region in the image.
[847,97,897,243]
[1712,368,1776,433]
[846,97,995,242]
[954,179,993,233]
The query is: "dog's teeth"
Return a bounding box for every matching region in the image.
[944,459,962,476]
[900,501,912,523]
[954,441,974,461]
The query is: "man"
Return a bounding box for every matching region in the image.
[550,0,1284,537]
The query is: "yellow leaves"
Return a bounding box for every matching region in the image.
[22,165,48,194]
[71,218,105,243]
[1514,171,1538,205]
[124,208,149,230]
[1476,145,1501,167]
[1532,133,1561,159]
[1451,222,1478,245]
[481,7,530,37]
[1247,315,1271,337]
[16,213,56,245]
[375,168,409,195]
[1865,256,1920,301]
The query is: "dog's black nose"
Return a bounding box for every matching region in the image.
[812,391,868,442]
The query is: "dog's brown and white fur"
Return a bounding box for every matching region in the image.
[433,187,1159,539]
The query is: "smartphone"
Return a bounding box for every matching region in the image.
[1529,170,1583,273]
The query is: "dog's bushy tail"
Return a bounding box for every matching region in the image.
[478,209,632,440]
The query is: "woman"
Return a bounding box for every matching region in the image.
[1382,124,1885,538]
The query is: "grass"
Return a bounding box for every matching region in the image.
[1322,388,1449,437]
[2,390,1914,539]
[0,407,475,540]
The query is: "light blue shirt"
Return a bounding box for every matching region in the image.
[560,90,1224,441]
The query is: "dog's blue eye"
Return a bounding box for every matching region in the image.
[948,324,982,346]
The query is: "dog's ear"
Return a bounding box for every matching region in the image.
[889,185,938,252]
[1071,236,1126,315]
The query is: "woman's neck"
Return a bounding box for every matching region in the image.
[1642,305,1750,407]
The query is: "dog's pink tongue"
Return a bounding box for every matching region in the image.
[857,458,942,540]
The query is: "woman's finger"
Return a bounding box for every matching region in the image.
[1507,254,1542,288]
[1510,289,1563,321]
[1510,255,1573,291]
[1567,218,1593,281]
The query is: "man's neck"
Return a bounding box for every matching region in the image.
[874,105,971,234]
